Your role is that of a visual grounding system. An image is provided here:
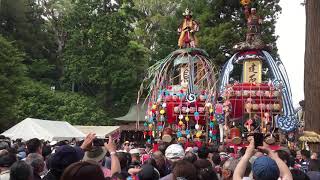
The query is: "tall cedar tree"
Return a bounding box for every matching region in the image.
[304,0,320,152]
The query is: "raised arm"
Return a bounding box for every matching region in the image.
[105,136,121,175]
[258,145,292,180]
[233,138,255,180]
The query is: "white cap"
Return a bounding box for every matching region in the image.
[50,141,57,146]
[165,144,185,160]
[129,148,140,155]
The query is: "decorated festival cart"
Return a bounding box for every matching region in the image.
[217,0,298,147]
[137,8,219,144]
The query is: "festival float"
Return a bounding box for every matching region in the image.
[217,0,298,147]
[137,8,219,144]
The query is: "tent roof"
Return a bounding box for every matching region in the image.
[1,118,85,141]
[74,126,120,138]
[114,102,147,122]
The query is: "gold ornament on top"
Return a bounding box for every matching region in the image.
[240,0,251,6]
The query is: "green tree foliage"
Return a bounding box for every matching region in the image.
[16,80,111,125]
[63,0,149,116]
[0,35,26,129]
[133,0,281,66]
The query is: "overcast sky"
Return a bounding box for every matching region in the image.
[275,0,305,106]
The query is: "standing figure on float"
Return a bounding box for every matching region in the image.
[178,8,199,48]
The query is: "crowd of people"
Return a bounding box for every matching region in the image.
[0,134,319,180]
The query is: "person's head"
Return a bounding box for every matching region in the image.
[165,144,185,162]
[212,152,221,166]
[42,145,52,159]
[218,145,225,153]
[296,150,302,160]
[25,153,45,174]
[198,146,210,159]
[60,161,105,180]
[82,146,106,165]
[172,160,197,180]
[152,151,165,168]
[158,143,168,155]
[309,159,320,172]
[276,150,290,166]
[117,152,130,170]
[222,158,240,180]
[183,152,197,163]
[197,168,219,180]
[194,159,212,169]
[299,100,305,109]
[137,164,160,180]
[129,148,140,161]
[311,152,318,160]
[49,145,84,175]
[290,169,310,180]
[123,141,130,152]
[252,156,280,180]
[251,8,257,14]
[0,141,10,150]
[0,150,17,169]
[26,138,42,155]
[301,149,311,160]
[10,161,33,180]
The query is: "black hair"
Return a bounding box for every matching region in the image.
[10,161,33,180]
[198,146,209,159]
[183,152,197,163]
[276,150,290,166]
[290,169,310,180]
[26,138,42,154]
[197,168,219,180]
[0,152,17,167]
[42,145,52,158]
[212,153,221,166]
[301,149,311,159]
[309,159,320,171]
[60,161,105,180]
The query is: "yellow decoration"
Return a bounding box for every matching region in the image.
[243,59,262,83]
[148,124,153,128]
[240,0,251,6]
[179,120,184,126]
[152,104,157,109]
[196,131,202,138]
[185,116,190,121]
[209,108,214,113]
[160,109,165,115]
[299,131,320,143]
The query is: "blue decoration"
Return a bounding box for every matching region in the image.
[144,122,148,127]
[177,131,182,138]
[147,139,151,143]
[211,136,216,140]
[165,90,169,96]
[158,125,163,130]
[194,112,200,116]
[209,122,214,128]
[186,129,190,135]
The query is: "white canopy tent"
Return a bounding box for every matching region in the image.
[1,118,85,141]
[74,126,120,138]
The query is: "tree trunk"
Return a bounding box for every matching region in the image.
[304,0,320,152]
